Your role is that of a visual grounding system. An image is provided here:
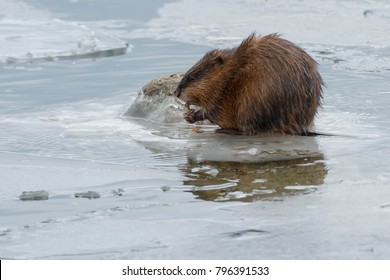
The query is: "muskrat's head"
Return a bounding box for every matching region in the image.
[174,49,228,108]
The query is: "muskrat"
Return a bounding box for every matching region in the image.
[174,33,324,135]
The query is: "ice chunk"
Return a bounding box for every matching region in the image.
[247,148,258,156]
[74,191,100,199]
[19,190,49,201]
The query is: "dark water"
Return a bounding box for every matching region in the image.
[0,0,390,259]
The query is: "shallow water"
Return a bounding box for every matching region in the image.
[1,0,390,259]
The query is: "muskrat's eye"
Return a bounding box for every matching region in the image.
[189,75,196,81]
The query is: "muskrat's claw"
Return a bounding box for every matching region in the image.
[183,101,196,123]
[184,111,197,124]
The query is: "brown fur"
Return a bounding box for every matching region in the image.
[174,33,324,135]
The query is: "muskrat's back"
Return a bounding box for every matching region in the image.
[174,33,324,135]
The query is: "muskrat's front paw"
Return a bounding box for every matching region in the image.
[184,112,197,123]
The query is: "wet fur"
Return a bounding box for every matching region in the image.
[174,33,324,135]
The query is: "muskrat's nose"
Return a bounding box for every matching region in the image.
[174,87,181,98]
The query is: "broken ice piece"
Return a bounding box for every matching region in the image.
[19,190,49,201]
[111,188,125,196]
[74,191,100,199]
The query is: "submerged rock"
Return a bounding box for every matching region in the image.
[19,190,49,201]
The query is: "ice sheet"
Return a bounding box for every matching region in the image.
[129,0,390,72]
[0,0,129,63]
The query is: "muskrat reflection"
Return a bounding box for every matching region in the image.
[181,156,327,202]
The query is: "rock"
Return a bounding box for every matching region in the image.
[19,190,49,201]
[122,73,187,123]
[141,73,184,97]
